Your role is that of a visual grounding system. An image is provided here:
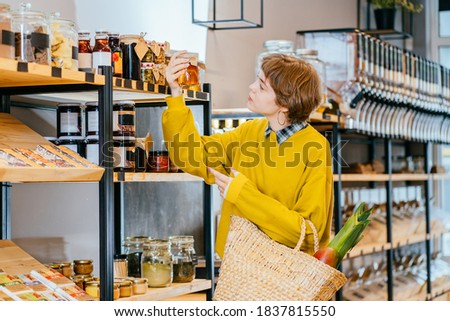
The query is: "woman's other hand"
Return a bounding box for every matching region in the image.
[166,50,190,97]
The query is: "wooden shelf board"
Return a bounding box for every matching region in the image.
[114,172,203,182]
[334,173,430,182]
[0,57,104,87]
[116,279,211,301]
[0,240,46,275]
[431,283,450,300]
[432,174,450,180]
[347,242,390,258]
[0,113,104,182]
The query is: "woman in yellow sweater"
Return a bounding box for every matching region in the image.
[163,52,333,258]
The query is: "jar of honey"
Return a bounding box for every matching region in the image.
[177,52,201,92]
[141,239,173,288]
[73,259,94,275]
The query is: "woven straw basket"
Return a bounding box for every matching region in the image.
[213,215,347,301]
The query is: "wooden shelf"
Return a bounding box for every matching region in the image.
[0,57,104,88]
[0,113,104,183]
[432,174,450,180]
[114,172,203,182]
[116,279,211,301]
[0,240,46,275]
[333,173,430,182]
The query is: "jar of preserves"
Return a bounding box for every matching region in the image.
[50,17,78,70]
[120,34,141,80]
[118,280,132,297]
[141,239,173,288]
[113,100,135,139]
[11,3,51,64]
[141,62,156,83]
[84,281,100,298]
[177,52,201,92]
[256,40,294,75]
[131,278,147,295]
[295,48,329,110]
[57,103,82,138]
[0,4,14,59]
[109,32,122,78]
[84,101,99,139]
[169,235,197,283]
[78,30,92,72]
[92,30,111,74]
[73,259,94,275]
[85,138,99,165]
[147,150,169,173]
[123,238,145,278]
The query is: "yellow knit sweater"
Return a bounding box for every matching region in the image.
[162,95,334,257]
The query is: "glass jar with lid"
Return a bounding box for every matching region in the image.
[11,3,51,64]
[123,236,151,278]
[120,34,141,80]
[0,4,14,59]
[295,48,329,110]
[92,30,111,74]
[169,235,197,283]
[49,15,78,70]
[78,30,92,72]
[141,239,173,288]
[256,40,294,76]
[109,32,122,77]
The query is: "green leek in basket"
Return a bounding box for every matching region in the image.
[313,202,372,268]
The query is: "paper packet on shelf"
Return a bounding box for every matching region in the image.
[30,268,74,290]
[0,149,33,167]
[36,144,95,168]
[56,285,94,301]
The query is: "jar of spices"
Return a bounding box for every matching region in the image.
[169,235,197,283]
[109,32,122,78]
[50,16,78,70]
[73,259,94,275]
[78,30,92,72]
[0,4,14,59]
[130,278,147,295]
[141,239,173,288]
[120,34,141,80]
[123,239,145,278]
[11,3,51,65]
[57,103,82,138]
[92,30,111,74]
[114,254,128,278]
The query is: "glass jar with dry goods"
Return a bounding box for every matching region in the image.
[73,259,94,275]
[114,254,128,278]
[256,40,294,76]
[11,3,51,64]
[141,239,173,288]
[0,4,14,59]
[295,48,328,110]
[169,235,197,283]
[50,17,78,70]
[123,238,146,278]
[78,30,92,72]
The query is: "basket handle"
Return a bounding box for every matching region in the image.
[294,216,319,253]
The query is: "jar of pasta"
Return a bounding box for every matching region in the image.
[50,16,78,70]
[141,239,173,288]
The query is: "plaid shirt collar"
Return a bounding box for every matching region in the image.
[264,122,308,145]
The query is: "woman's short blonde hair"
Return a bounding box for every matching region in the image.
[261,54,322,123]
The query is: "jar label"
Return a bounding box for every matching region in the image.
[87,110,99,133]
[60,113,80,135]
[113,146,135,168]
[72,46,79,60]
[78,52,92,69]
[113,111,135,133]
[86,143,99,165]
[93,52,111,72]
[31,32,50,49]
[1,30,15,47]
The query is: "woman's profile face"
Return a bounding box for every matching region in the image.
[247,72,279,117]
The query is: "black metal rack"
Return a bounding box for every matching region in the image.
[0,64,215,301]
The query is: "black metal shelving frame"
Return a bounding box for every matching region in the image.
[0,66,215,301]
[328,125,438,301]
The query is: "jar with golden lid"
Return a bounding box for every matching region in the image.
[141,239,173,288]
[169,235,197,283]
[84,280,100,299]
[73,259,94,275]
[0,3,14,59]
[118,280,132,297]
[11,2,51,64]
[130,278,147,295]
